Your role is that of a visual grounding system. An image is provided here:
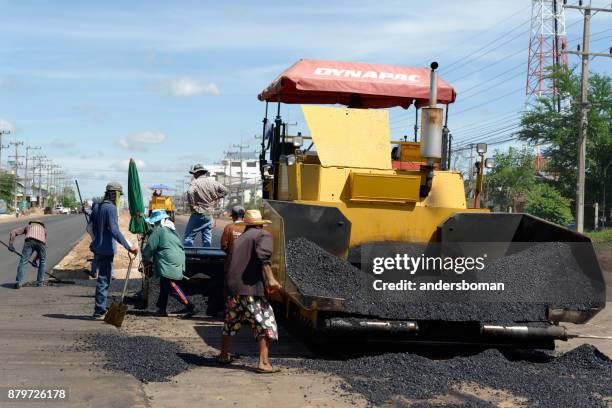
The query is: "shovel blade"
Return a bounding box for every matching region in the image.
[104,302,129,328]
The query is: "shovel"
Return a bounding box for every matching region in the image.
[104,254,134,328]
[0,240,75,284]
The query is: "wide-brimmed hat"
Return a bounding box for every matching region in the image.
[29,220,45,227]
[189,163,208,175]
[236,209,271,226]
[145,209,170,224]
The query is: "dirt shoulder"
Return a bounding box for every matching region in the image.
[54,211,140,279]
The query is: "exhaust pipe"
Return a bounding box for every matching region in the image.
[419,62,443,198]
[482,325,569,341]
[429,62,438,106]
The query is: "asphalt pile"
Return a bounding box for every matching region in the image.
[75,333,195,383]
[281,344,612,407]
[285,238,600,323]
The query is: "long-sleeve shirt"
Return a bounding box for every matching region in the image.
[220,223,245,253]
[142,225,185,281]
[9,223,47,245]
[90,201,131,256]
[186,177,228,214]
[221,222,245,273]
[226,226,273,297]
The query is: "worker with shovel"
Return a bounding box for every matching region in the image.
[8,220,47,289]
[91,182,138,319]
[142,209,196,318]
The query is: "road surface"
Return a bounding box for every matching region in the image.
[0,215,85,285]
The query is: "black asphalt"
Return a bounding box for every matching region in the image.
[0,215,86,284]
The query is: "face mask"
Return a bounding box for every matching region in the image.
[161,219,176,231]
[115,194,121,208]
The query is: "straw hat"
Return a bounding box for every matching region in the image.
[237,209,271,226]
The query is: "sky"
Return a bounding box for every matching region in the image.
[0,0,609,198]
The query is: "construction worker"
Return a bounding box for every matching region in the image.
[183,163,228,247]
[218,210,282,373]
[142,209,196,318]
[8,220,47,289]
[90,181,138,319]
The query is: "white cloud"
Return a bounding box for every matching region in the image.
[114,158,146,171]
[0,119,16,132]
[156,77,220,97]
[117,131,166,151]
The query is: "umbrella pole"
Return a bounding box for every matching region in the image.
[138,234,150,309]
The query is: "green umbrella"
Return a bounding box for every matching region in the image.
[128,158,150,234]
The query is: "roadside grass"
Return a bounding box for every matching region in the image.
[586,228,612,243]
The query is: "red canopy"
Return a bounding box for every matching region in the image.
[258,59,456,109]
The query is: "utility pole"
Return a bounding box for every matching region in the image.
[0,129,10,171]
[9,141,24,212]
[233,142,249,205]
[467,144,475,200]
[224,148,237,204]
[24,146,41,208]
[33,156,46,207]
[564,0,612,233]
[603,161,611,226]
[552,0,562,113]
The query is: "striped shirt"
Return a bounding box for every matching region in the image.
[9,223,47,245]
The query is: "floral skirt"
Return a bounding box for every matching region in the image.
[223,295,278,341]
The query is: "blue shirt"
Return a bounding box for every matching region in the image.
[90,201,131,256]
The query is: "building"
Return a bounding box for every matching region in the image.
[210,151,262,208]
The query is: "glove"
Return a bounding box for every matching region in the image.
[8,244,15,252]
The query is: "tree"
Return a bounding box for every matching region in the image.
[519,67,611,210]
[245,187,262,210]
[62,186,78,208]
[525,183,573,226]
[0,171,16,209]
[484,147,536,212]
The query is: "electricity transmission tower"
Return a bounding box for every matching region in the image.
[525,0,567,108]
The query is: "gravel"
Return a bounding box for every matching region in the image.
[285,238,602,323]
[281,344,612,407]
[74,325,611,406]
[74,333,197,383]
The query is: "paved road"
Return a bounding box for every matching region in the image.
[0,215,86,284]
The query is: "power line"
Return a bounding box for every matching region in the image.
[453,136,520,153]
[454,136,517,152]
[419,4,530,67]
[453,120,522,143]
[452,87,524,115]
[453,123,523,147]
[440,18,531,74]
[451,110,522,132]
[461,70,526,100]
[446,48,525,84]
